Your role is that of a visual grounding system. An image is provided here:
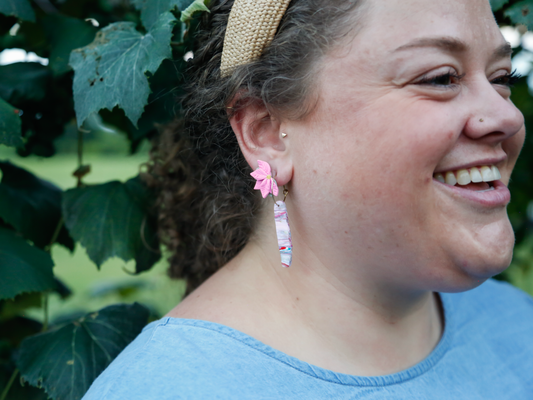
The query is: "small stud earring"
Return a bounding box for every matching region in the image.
[281,133,287,138]
[479,118,484,122]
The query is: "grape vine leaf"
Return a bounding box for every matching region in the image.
[0,98,22,147]
[132,0,208,30]
[0,63,51,105]
[0,364,48,400]
[505,1,533,30]
[0,0,35,22]
[135,0,174,30]
[0,227,55,301]
[62,176,160,272]
[0,161,75,251]
[70,11,176,128]
[42,14,98,76]
[490,0,510,11]
[16,303,150,400]
[176,0,210,22]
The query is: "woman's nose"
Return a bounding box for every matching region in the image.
[462,79,524,144]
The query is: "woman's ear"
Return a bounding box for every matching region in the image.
[229,98,292,186]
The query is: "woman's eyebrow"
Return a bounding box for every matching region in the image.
[393,37,468,53]
[392,36,513,60]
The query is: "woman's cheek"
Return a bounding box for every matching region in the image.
[503,125,526,169]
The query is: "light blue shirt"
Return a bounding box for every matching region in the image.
[83,279,533,399]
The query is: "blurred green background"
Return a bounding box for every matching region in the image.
[0,123,184,324]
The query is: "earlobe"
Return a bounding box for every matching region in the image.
[229,98,293,186]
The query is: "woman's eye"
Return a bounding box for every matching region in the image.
[415,69,464,88]
[431,74,455,86]
[491,70,522,87]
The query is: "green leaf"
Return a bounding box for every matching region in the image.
[0,161,75,251]
[42,15,98,76]
[138,0,173,30]
[130,0,145,10]
[0,227,55,301]
[0,366,48,400]
[0,62,51,105]
[129,59,183,141]
[16,303,149,400]
[133,0,208,31]
[69,11,176,128]
[0,98,22,147]
[505,0,533,29]
[176,0,210,22]
[62,176,160,272]
[491,0,510,11]
[0,0,35,22]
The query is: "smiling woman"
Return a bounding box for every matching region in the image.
[83,0,533,398]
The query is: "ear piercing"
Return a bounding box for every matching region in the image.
[479,118,484,122]
[281,133,287,138]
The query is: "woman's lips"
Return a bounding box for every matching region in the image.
[433,179,510,207]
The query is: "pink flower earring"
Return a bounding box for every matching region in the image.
[251,160,292,268]
[250,160,279,198]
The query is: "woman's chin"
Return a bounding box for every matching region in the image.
[431,228,515,293]
[445,253,513,293]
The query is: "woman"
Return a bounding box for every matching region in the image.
[84,0,533,398]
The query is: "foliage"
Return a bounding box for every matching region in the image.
[0,0,35,22]
[70,12,176,127]
[0,228,55,301]
[505,1,533,30]
[0,0,532,399]
[62,177,160,272]
[0,0,202,398]
[0,161,73,250]
[491,0,511,11]
[16,303,149,400]
[0,98,21,147]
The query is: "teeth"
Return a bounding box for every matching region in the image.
[435,165,501,185]
[491,165,501,180]
[470,167,482,183]
[456,169,471,185]
[445,171,457,185]
[480,166,494,182]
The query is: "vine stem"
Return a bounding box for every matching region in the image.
[42,292,49,332]
[0,368,19,400]
[44,217,64,253]
[77,128,83,168]
[76,128,90,187]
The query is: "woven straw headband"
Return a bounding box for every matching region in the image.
[220,0,292,76]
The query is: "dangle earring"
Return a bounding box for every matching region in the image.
[251,160,293,268]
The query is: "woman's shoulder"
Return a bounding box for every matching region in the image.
[81,317,301,400]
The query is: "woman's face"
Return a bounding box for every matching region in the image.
[288,0,525,292]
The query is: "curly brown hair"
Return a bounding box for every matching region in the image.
[146,0,365,294]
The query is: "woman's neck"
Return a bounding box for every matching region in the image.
[169,234,444,376]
